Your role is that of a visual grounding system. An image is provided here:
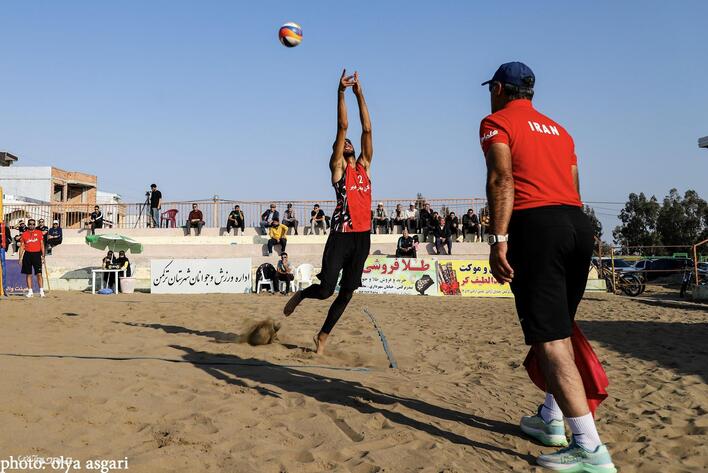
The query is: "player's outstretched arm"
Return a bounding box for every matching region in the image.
[331,69,355,183]
[353,72,373,170]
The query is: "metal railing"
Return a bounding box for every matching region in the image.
[1,198,488,229]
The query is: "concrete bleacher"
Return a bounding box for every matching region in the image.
[37,227,490,291]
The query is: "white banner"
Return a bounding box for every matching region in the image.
[151,258,252,294]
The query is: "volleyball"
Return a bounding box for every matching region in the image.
[279,22,302,48]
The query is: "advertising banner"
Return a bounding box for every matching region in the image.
[357,256,438,296]
[151,258,252,294]
[435,259,512,297]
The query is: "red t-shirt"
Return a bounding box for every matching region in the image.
[479,99,582,211]
[21,229,44,253]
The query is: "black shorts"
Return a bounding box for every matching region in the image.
[317,231,371,292]
[507,205,594,345]
[22,251,43,275]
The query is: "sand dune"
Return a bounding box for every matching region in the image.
[0,290,705,472]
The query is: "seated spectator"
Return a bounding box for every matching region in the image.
[12,220,28,253]
[187,203,205,236]
[114,250,132,293]
[310,204,327,235]
[404,202,418,233]
[226,205,245,235]
[446,212,460,240]
[373,202,389,234]
[283,203,299,235]
[46,220,63,255]
[423,210,438,243]
[419,203,434,239]
[480,209,490,239]
[462,208,481,241]
[395,228,417,258]
[267,217,288,255]
[87,205,104,235]
[276,252,295,295]
[102,250,117,289]
[390,204,406,233]
[260,203,279,235]
[37,219,49,244]
[433,215,453,255]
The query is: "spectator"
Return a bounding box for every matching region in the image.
[19,219,46,298]
[87,205,104,235]
[102,250,117,289]
[267,217,288,255]
[433,215,453,255]
[276,252,295,295]
[149,184,162,228]
[423,210,438,243]
[186,203,205,236]
[260,203,279,235]
[283,203,299,235]
[396,227,417,258]
[419,203,434,239]
[480,208,490,239]
[0,222,11,291]
[37,219,49,244]
[404,202,418,233]
[12,220,28,253]
[446,211,461,241]
[114,250,132,293]
[226,204,245,235]
[310,204,327,235]
[390,204,406,233]
[46,220,63,255]
[462,208,481,242]
[373,202,389,234]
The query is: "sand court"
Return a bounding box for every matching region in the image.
[0,291,705,472]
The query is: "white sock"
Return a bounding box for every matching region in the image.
[27,289,33,294]
[540,393,563,422]
[567,413,602,451]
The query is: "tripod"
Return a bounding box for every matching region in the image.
[134,193,155,229]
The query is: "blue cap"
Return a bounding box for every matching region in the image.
[481,62,535,88]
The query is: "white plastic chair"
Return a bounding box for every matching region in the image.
[256,278,275,293]
[294,264,315,290]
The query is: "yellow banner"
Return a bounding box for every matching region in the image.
[434,259,512,297]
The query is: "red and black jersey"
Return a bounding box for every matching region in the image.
[331,162,372,233]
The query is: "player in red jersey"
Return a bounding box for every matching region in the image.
[284,69,373,355]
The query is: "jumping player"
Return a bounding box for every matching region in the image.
[284,69,372,355]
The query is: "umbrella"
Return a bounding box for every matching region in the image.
[85,234,143,254]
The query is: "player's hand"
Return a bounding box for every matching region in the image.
[352,71,362,95]
[339,69,355,91]
[489,242,514,284]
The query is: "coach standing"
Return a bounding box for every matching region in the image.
[18,218,46,298]
[480,62,615,471]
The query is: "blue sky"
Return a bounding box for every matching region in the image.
[1,1,707,235]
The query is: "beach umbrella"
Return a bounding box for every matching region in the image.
[85,234,143,254]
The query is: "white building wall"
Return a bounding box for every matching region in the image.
[0,166,52,202]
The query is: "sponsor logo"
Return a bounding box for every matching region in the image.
[480,129,499,143]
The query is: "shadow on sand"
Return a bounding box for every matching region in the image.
[579,319,708,381]
[166,343,535,463]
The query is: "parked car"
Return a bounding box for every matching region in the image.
[635,258,692,281]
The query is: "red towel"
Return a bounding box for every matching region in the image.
[523,322,609,416]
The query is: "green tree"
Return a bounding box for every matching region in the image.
[582,205,602,238]
[612,192,660,250]
[656,189,707,246]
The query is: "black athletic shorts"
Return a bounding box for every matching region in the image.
[21,251,43,275]
[317,231,371,292]
[507,205,594,345]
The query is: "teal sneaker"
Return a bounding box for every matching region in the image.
[537,437,617,472]
[520,405,568,447]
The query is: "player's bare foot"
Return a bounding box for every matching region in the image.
[283,290,303,316]
[313,332,328,355]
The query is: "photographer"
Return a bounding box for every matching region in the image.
[149,184,162,228]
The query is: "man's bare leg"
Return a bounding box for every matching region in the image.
[314,331,328,355]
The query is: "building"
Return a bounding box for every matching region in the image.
[699,136,708,149]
